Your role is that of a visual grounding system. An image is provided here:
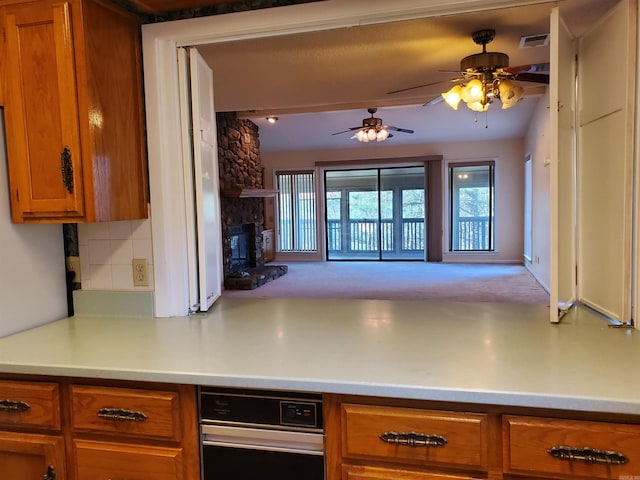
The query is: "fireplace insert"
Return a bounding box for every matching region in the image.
[229,223,253,270]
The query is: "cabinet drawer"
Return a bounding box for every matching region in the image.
[343,465,483,480]
[342,404,488,470]
[0,380,60,430]
[71,385,182,441]
[74,440,183,480]
[504,415,640,479]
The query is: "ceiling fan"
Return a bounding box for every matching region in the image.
[388,29,550,111]
[331,108,414,143]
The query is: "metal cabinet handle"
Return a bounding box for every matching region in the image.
[0,399,30,412]
[380,431,447,447]
[548,445,627,465]
[97,407,148,422]
[60,146,74,194]
[44,465,56,480]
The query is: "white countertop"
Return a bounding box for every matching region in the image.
[0,297,638,414]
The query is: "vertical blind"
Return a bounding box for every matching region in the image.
[276,171,317,252]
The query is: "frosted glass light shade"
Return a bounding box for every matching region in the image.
[462,79,484,103]
[499,80,524,109]
[442,84,463,110]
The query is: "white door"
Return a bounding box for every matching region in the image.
[178,47,223,312]
[549,6,577,323]
[576,0,636,323]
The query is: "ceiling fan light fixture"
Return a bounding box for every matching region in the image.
[498,80,524,109]
[442,84,463,110]
[467,100,489,113]
[462,79,485,103]
[376,128,389,142]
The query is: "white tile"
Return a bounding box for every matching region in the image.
[88,264,113,289]
[78,223,108,245]
[112,264,134,290]
[131,219,152,240]
[109,221,133,240]
[88,239,111,265]
[110,239,134,265]
[79,245,90,283]
[132,239,153,263]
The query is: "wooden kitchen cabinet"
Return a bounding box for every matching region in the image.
[74,440,185,480]
[1,0,148,223]
[326,396,498,480]
[0,431,66,479]
[0,379,66,479]
[69,382,199,480]
[325,395,640,480]
[0,376,200,480]
[503,415,640,479]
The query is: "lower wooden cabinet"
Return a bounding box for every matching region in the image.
[326,395,640,480]
[74,440,184,480]
[0,376,199,480]
[343,465,483,480]
[0,431,66,479]
[504,415,640,479]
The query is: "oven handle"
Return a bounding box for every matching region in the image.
[201,424,324,456]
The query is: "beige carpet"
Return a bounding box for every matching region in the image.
[222,262,550,304]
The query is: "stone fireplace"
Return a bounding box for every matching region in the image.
[217,112,286,289]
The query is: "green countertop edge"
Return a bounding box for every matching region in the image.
[72,290,154,318]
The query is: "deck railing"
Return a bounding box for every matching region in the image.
[451,216,490,251]
[327,218,424,254]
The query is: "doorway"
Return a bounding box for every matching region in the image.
[324,166,425,261]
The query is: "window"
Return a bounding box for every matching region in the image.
[276,171,317,252]
[449,163,494,251]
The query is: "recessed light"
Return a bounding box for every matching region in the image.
[266,116,278,123]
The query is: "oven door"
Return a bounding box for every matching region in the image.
[201,424,325,480]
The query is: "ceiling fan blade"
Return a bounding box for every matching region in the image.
[386,77,462,95]
[505,63,550,74]
[331,127,361,136]
[424,95,444,107]
[386,126,414,134]
[513,72,550,84]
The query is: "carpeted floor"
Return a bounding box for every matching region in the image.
[222,261,550,304]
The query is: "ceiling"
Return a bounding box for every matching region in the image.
[195,0,619,152]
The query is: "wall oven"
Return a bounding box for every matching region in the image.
[199,387,325,480]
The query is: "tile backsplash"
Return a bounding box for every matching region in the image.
[77,219,154,291]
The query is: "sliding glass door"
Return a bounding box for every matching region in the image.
[325,166,425,260]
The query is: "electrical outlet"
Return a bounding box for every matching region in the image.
[66,256,81,283]
[132,258,149,287]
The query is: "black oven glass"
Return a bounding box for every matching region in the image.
[202,444,325,480]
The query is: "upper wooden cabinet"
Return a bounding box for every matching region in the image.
[1,0,148,223]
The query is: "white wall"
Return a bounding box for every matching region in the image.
[0,117,68,337]
[524,91,551,291]
[262,137,526,264]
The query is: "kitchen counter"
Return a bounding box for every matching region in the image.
[0,297,638,414]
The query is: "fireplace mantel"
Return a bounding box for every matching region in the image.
[221,188,278,198]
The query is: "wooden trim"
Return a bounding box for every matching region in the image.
[315,155,442,168]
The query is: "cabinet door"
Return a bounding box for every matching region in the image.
[0,431,66,479]
[74,440,184,480]
[3,0,84,222]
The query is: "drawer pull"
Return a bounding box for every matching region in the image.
[97,407,148,422]
[548,445,628,465]
[380,431,447,447]
[0,399,31,412]
[60,146,74,194]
